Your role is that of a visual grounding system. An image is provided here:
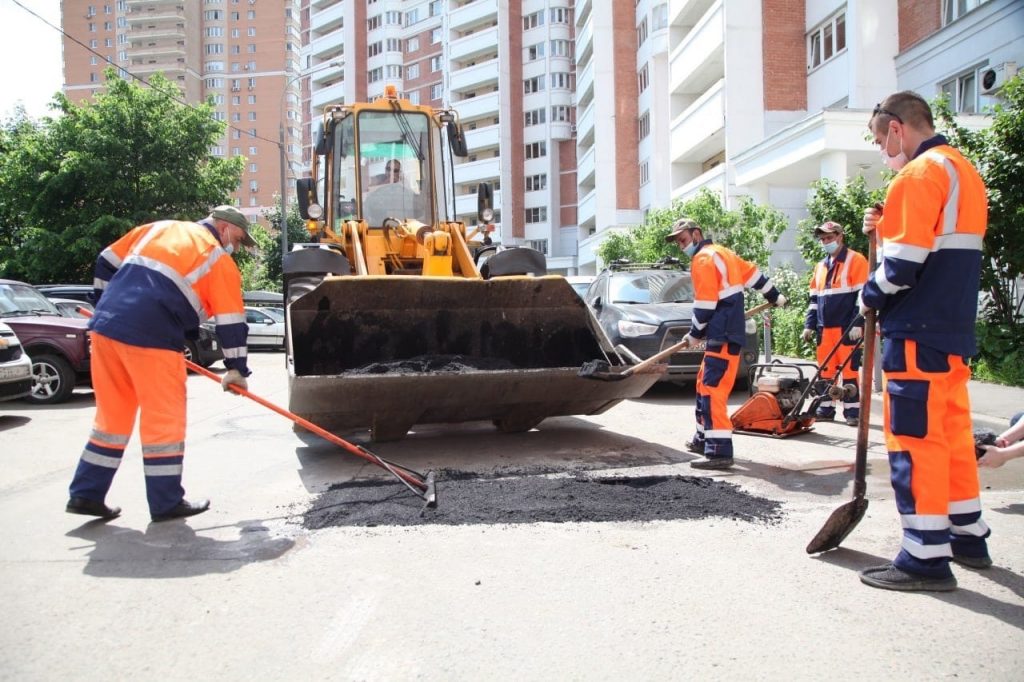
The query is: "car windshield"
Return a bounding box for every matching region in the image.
[0,283,62,317]
[261,308,285,321]
[609,272,694,304]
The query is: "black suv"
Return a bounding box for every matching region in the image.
[585,261,759,386]
[36,284,224,369]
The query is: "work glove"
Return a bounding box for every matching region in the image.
[801,328,815,343]
[679,334,698,349]
[774,294,787,308]
[221,369,248,393]
[848,326,863,342]
[857,292,872,317]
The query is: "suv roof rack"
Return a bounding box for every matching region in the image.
[607,257,684,272]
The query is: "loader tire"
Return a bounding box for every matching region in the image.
[493,414,545,433]
[480,247,547,279]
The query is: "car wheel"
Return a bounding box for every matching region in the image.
[26,354,76,404]
[183,341,210,369]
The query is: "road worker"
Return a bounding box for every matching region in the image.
[668,218,786,470]
[801,221,868,426]
[66,206,253,523]
[858,91,990,592]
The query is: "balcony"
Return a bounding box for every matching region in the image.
[130,45,185,60]
[448,58,499,93]
[669,0,723,96]
[576,146,595,186]
[308,32,344,62]
[576,16,593,59]
[670,79,725,163]
[449,0,497,32]
[577,189,597,228]
[455,189,501,216]
[453,90,499,120]
[453,156,500,185]
[129,26,185,42]
[125,7,185,24]
[464,123,500,151]
[132,61,186,76]
[310,0,345,32]
[575,101,595,142]
[671,0,717,30]
[449,26,498,63]
[311,80,347,112]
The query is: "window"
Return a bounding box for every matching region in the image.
[204,10,221,20]
[430,1,442,17]
[523,11,545,30]
[387,39,402,52]
[89,39,98,48]
[652,3,669,31]
[807,12,846,71]
[407,37,420,52]
[88,23,96,32]
[431,28,443,43]
[249,163,258,172]
[249,180,258,192]
[637,18,648,46]
[368,41,383,57]
[638,111,650,140]
[525,209,548,224]
[404,8,419,26]
[249,145,258,154]
[524,77,545,94]
[231,112,241,122]
[386,65,403,78]
[526,174,547,191]
[550,7,571,23]
[550,72,572,89]
[368,67,383,83]
[942,0,990,25]
[524,108,546,126]
[407,63,420,79]
[385,11,402,25]
[551,105,571,122]
[232,129,240,139]
[526,43,545,60]
[247,94,256,104]
[206,44,224,54]
[527,239,548,254]
[249,44,257,53]
[637,65,649,93]
[549,39,571,58]
[367,15,381,31]
[407,90,420,105]
[430,84,443,100]
[247,9,255,19]
[430,56,442,72]
[639,161,650,186]
[248,27,256,37]
[231,95,239,104]
[941,69,979,113]
[206,26,222,37]
[248,111,257,121]
[525,141,547,159]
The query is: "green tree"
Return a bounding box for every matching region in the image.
[258,201,313,287]
[595,187,788,269]
[0,69,243,283]
[797,175,887,264]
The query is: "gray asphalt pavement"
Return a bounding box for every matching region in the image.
[0,351,1021,680]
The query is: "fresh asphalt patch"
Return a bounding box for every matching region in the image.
[302,468,784,529]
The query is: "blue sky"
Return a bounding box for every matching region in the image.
[1,0,63,120]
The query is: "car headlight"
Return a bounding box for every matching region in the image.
[745,318,756,335]
[617,320,659,337]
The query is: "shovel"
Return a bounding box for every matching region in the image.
[580,300,775,381]
[806,234,877,553]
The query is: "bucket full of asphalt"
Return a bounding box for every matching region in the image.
[302,468,783,529]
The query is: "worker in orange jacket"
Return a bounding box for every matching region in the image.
[801,221,868,426]
[858,92,990,592]
[667,218,786,470]
[66,206,254,523]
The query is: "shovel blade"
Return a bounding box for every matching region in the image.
[806,497,869,554]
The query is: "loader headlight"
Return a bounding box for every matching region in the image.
[480,207,494,222]
[617,320,658,337]
[307,203,324,219]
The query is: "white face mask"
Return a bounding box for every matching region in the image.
[683,242,698,257]
[224,243,235,255]
[822,240,839,255]
[880,128,908,171]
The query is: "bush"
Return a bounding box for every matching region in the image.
[761,265,815,359]
[972,321,1024,386]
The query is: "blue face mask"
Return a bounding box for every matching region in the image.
[822,241,839,255]
[224,243,235,255]
[683,242,698,257]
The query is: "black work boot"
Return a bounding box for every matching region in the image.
[952,554,993,569]
[66,496,121,520]
[151,498,210,523]
[685,437,705,455]
[690,457,734,470]
[859,563,957,592]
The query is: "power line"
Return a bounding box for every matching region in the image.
[10,0,283,149]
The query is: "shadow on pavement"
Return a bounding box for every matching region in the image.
[65,517,294,579]
[991,503,1024,516]
[0,415,31,432]
[815,547,1024,630]
[708,457,868,497]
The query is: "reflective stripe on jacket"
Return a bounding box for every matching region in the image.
[804,245,868,331]
[688,240,780,345]
[860,136,987,357]
[89,219,251,375]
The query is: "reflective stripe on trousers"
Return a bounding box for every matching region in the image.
[815,326,861,420]
[883,338,989,577]
[694,342,741,459]
[68,332,187,516]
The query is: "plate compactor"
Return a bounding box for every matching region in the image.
[731,334,864,438]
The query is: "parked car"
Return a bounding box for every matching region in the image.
[565,275,595,300]
[0,321,34,402]
[245,306,285,348]
[36,283,224,369]
[0,279,91,404]
[584,261,758,387]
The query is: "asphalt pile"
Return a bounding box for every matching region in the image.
[348,354,517,374]
[302,469,783,529]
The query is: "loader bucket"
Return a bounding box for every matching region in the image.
[286,275,660,441]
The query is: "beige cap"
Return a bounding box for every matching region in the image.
[665,218,700,243]
[814,221,843,236]
[210,205,256,247]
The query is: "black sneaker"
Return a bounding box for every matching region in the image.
[815,413,835,422]
[685,438,705,455]
[66,496,121,520]
[690,457,734,470]
[952,554,993,569]
[859,563,957,592]
[845,417,859,426]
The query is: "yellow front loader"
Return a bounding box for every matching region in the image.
[284,87,658,441]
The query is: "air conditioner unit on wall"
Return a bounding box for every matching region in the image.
[980,62,1017,96]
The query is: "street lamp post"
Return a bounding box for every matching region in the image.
[278,60,343,263]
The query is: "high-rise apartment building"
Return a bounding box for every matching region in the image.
[61,0,304,226]
[304,0,580,272]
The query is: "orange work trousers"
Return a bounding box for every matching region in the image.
[693,341,741,459]
[68,332,188,516]
[815,326,861,420]
[882,338,989,578]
